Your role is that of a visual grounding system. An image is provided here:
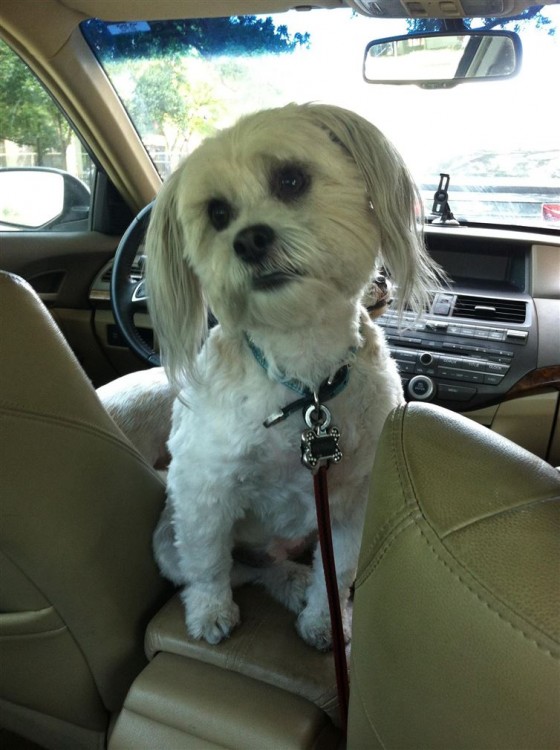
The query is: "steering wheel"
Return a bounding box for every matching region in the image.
[110,201,160,366]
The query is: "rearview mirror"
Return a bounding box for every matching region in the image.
[363,30,522,89]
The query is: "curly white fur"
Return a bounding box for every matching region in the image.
[146,103,441,649]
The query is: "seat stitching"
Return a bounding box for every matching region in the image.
[357,512,559,659]
[415,520,560,659]
[357,407,411,565]
[357,505,411,568]
[0,402,148,465]
[355,515,416,587]
[440,493,560,539]
[349,650,388,750]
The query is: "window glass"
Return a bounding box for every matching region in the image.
[0,40,95,231]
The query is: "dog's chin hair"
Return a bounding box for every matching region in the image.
[245,277,355,333]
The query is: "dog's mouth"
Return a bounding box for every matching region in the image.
[252,270,301,291]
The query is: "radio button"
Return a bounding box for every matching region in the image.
[485,362,510,374]
[433,297,453,315]
[419,352,434,366]
[486,355,512,364]
[506,330,528,342]
[416,365,437,376]
[396,361,415,374]
[460,359,485,371]
[438,368,483,383]
[425,321,448,332]
[393,348,417,361]
[438,384,477,401]
[408,375,435,401]
[488,330,507,341]
[484,374,504,385]
[463,371,484,383]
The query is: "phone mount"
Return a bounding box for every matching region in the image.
[431,173,459,225]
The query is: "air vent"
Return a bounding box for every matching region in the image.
[453,295,526,324]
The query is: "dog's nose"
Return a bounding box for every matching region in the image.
[233,225,275,263]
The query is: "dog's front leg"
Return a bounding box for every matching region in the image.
[296,503,365,651]
[173,499,241,645]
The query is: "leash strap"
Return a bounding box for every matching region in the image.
[313,465,349,732]
[251,336,352,730]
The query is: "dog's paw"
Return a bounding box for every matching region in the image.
[182,589,240,645]
[260,561,311,614]
[296,605,351,651]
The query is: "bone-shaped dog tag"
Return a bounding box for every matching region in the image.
[301,402,342,471]
[301,426,342,471]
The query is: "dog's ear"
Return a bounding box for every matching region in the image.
[146,168,208,389]
[304,103,443,316]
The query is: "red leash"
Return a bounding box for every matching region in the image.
[260,368,352,731]
[313,465,349,732]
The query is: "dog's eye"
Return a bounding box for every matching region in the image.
[208,199,232,231]
[272,164,310,203]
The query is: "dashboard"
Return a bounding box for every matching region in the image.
[376,226,560,414]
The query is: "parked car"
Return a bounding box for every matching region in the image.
[422,148,560,226]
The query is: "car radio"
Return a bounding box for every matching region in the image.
[377,290,538,411]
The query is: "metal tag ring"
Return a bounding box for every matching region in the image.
[304,403,332,430]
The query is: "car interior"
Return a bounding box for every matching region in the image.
[1,1,559,749]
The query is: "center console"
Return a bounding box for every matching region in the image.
[378,232,538,411]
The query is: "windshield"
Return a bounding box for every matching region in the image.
[81,6,560,230]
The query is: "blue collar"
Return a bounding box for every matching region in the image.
[244,332,354,399]
[244,333,354,428]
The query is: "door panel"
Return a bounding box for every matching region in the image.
[0,230,136,386]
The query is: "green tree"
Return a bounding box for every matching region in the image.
[81,16,310,173]
[406,5,554,34]
[0,41,73,165]
[82,16,309,61]
[120,57,224,167]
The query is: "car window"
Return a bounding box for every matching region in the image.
[0,41,95,231]
[81,7,560,231]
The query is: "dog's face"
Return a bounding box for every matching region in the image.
[146,103,441,386]
[164,108,379,330]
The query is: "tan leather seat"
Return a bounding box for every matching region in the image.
[0,272,170,750]
[349,402,560,749]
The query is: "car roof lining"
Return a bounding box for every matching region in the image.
[44,0,558,21]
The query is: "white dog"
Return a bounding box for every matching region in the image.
[146,103,440,650]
